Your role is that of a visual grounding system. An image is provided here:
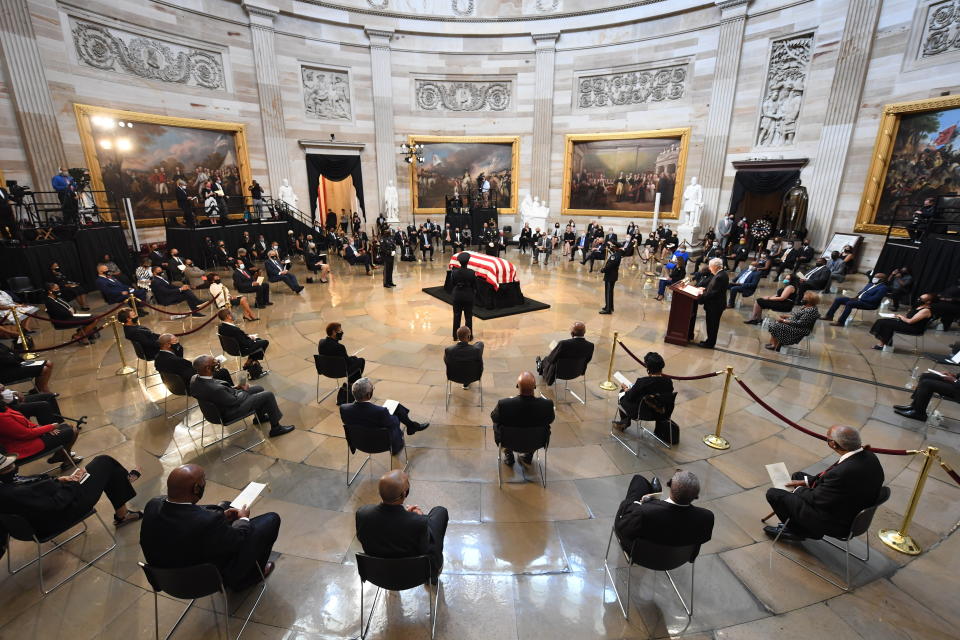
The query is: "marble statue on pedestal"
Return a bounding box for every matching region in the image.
[277,179,298,213]
[519,192,547,239]
[384,179,399,222]
[681,176,703,227]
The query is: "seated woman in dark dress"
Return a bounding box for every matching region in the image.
[766,292,821,351]
[869,293,934,350]
[613,352,674,429]
[46,262,89,310]
[655,257,687,301]
[744,274,798,324]
[0,398,81,467]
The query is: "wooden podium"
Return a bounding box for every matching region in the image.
[664,282,702,345]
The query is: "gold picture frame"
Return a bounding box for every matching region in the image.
[561,128,690,218]
[408,135,520,215]
[73,103,252,227]
[855,94,960,235]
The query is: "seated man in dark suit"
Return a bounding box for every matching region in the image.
[491,371,555,466]
[317,322,365,386]
[613,351,674,429]
[795,258,832,301]
[233,260,271,309]
[150,266,204,317]
[139,463,280,591]
[343,242,373,275]
[823,275,889,326]
[339,377,429,455]
[0,453,143,535]
[764,425,884,541]
[444,326,484,390]
[119,308,169,360]
[95,263,148,314]
[44,283,99,344]
[535,321,594,386]
[189,355,293,438]
[614,469,714,554]
[726,263,763,308]
[356,470,448,581]
[154,333,232,390]
[0,383,65,427]
[264,251,303,293]
[217,310,269,379]
[894,367,960,421]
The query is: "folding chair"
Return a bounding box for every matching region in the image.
[356,553,441,639]
[343,423,408,486]
[496,425,550,488]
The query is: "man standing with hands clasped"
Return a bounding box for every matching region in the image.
[599,242,623,315]
[694,257,729,349]
[381,231,397,288]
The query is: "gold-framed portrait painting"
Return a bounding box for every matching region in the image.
[409,135,519,214]
[561,128,690,218]
[855,95,960,234]
[74,103,252,226]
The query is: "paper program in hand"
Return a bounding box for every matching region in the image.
[231,482,267,509]
[766,462,791,491]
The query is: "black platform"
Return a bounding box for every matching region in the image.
[424,283,550,319]
[875,233,960,302]
[165,221,291,264]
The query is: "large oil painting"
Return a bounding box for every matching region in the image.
[74,104,252,225]
[856,95,960,234]
[561,128,690,218]
[410,136,519,214]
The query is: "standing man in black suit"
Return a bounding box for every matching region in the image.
[536,321,594,385]
[217,310,268,379]
[615,469,714,553]
[233,260,270,309]
[599,243,623,314]
[317,322,365,385]
[151,266,205,317]
[764,425,884,541]
[444,326,484,390]
[174,180,196,227]
[356,470,448,581]
[490,371,555,466]
[119,308,171,360]
[450,253,477,340]
[189,356,293,437]
[155,333,232,390]
[139,463,281,590]
[380,231,396,288]
[695,257,729,349]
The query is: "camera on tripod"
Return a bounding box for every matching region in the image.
[5,180,32,205]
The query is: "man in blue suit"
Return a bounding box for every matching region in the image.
[726,262,762,308]
[264,250,303,293]
[823,273,888,326]
[339,378,429,455]
[95,263,149,314]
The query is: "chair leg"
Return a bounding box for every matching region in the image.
[497,445,503,489]
[233,563,268,640]
[445,379,450,411]
[159,595,196,640]
[347,444,372,486]
[429,578,442,639]
[663,563,693,617]
[602,527,629,620]
[34,511,117,595]
[771,518,856,591]
[479,380,483,408]
[359,582,383,640]
[220,416,265,463]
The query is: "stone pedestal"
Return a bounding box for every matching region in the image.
[677,223,701,247]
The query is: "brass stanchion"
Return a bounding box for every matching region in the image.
[10,307,37,361]
[110,316,137,376]
[127,291,138,312]
[703,366,733,450]
[599,331,619,391]
[879,446,938,555]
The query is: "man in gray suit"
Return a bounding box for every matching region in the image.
[715,214,734,250]
[189,355,294,438]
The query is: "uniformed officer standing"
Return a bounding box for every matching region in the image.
[599,243,623,315]
[381,232,397,288]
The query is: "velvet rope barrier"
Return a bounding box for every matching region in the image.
[616,340,723,380]
[172,312,218,337]
[21,301,129,325]
[29,321,112,352]
[137,297,216,315]
[734,376,915,456]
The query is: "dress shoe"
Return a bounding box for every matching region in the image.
[830,322,844,327]
[872,344,885,350]
[819,316,832,321]
[191,311,205,317]
[726,304,735,309]
[650,476,662,493]
[893,407,928,421]
[743,318,761,325]
[599,309,611,314]
[503,451,515,465]
[611,420,629,431]
[893,404,913,411]
[255,303,266,309]
[295,286,305,293]
[269,425,295,437]
[519,453,533,465]
[262,561,275,579]
[697,341,715,349]
[266,301,274,306]
[407,422,430,435]
[763,524,805,542]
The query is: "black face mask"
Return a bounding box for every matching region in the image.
[0,468,16,483]
[335,331,344,340]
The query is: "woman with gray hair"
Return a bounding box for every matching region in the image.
[766,291,820,351]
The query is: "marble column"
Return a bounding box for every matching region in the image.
[530,33,559,204]
[366,28,396,217]
[804,0,882,246]
[242,1,289,200]
[0,0,67,189]
[699,0,750,229]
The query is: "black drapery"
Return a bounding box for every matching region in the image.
[74,226,134,288]
[875,235,960,305]
[727,170,800,216]
[305,154,367,223]
[166,221,290,266]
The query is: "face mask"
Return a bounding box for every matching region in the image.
[214,279,220,284]
[236,263,244,270]
[748,265,756,270]
[872,277,880,284]
[335,331,344,340]
[782,279,790,284]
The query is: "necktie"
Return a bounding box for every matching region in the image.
[810,460,841,488]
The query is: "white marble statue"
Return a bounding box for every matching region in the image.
[278,178,298,212]
[682,176,704,227]
[518,193,547,240]
[533,196,550,219]
[384,179,399,221]
[519,193,534,218]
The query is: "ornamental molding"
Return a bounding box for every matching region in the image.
[535,0,562,12]
[575,60,689,110]
[451,0,475,17]
[415,78,513,112]
[67,15,226,91]
[755,32,814,147]
[903,0,960,72]
[301,64,353,121]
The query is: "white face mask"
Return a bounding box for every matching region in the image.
[236,263,244,270]
[748,265,756,270]
[872,277,880,284]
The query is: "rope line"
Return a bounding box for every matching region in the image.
[21,302,128,325]
[28,321,112,352]
[137,297,215,315]
[616,339,722,380]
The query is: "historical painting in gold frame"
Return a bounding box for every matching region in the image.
[409,135,519,215]
[855,94,960,235]
[74,103,252,227]
[561,128,690,218]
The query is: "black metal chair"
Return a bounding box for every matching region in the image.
[14,443,80,475]
[496,425,550,488]
[343,423,408,486]
[611,391,679,453]
[130,340,162,387]
[314,354,352,404]
[552,356,591,405]
[444,359,483,410]
[770,486,891,591]
[139,561,267,640]
[159,371,197,421]
[1,509,117,595]
[602,526,700,619]
[355,553,441,639]
[218,334,268,377]
[8,276,44,304]
[191,396,264,462]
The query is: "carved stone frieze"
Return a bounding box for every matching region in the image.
[920,0,960,57]
[302,66,352,120]
[451,0,475,17]
[755,33,814,147]
[415,80,511,112]
[576,63,686,109]
[366,0,389,9]
[70,19,225,90]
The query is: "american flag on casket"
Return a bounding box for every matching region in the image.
[449,251,517,291]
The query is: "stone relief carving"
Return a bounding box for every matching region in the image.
[415,80,511,112]
[451,0,475,17]
[366,0,389,8]
[70,19,225,90]
[536,0,562,11]
[577,64,686,109]
[755,33,814,147]
[302,67,352,120]
[920,0,960,57]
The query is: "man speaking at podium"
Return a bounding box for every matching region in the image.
[695,257,729,349]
